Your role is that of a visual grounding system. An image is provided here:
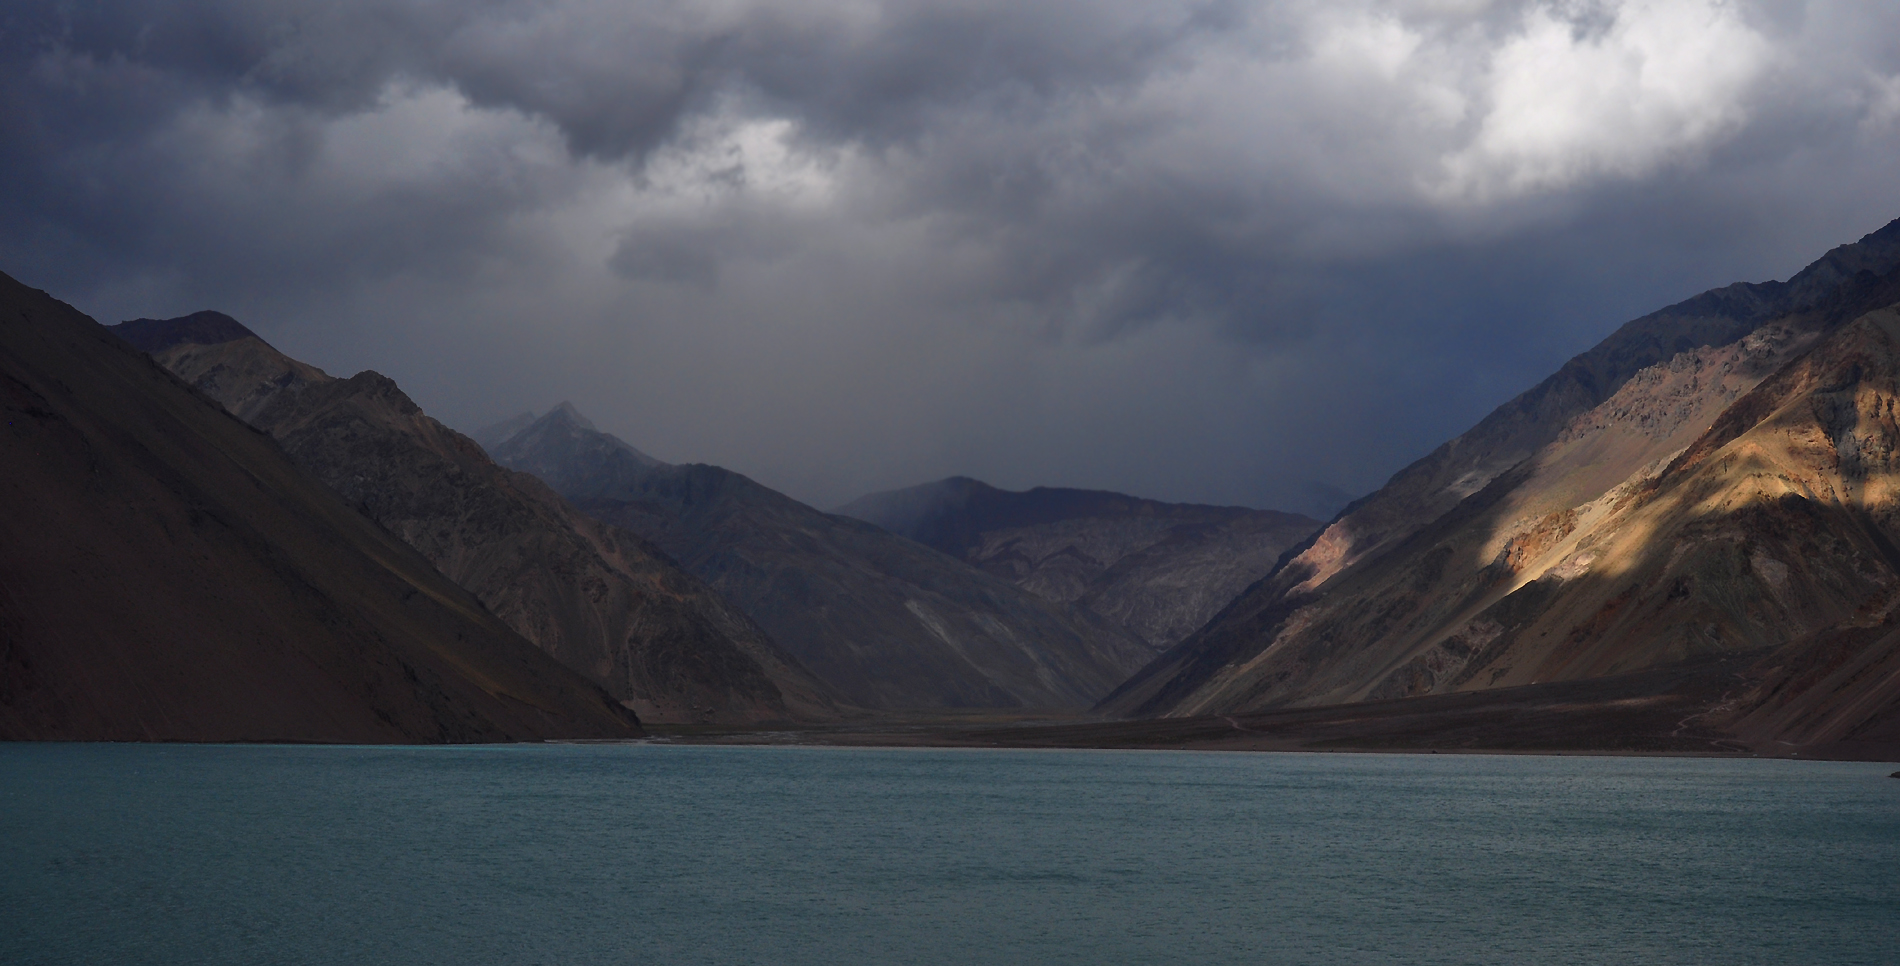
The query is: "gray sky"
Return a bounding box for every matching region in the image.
[5,0,1898,515]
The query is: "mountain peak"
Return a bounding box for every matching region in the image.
[549,401,598,432]
[110,311,259,353]
[498,401,664,471]
[939,476,999,495]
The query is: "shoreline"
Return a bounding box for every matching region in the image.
[638,660,1900,763]
[635,722,1895,762]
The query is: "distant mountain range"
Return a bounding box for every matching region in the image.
[10,216,1900,757]
[0,272,640,742]
[485,406,1159,710]
[1101,217,1900,760]
[835,477,1320,648]
[113,313,842,725]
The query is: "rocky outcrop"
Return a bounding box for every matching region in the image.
[1098,221,1900,759]
[115,316,842,725]
[489,408,1160,711]
[0,272,642,743]
[837,478,1319,648]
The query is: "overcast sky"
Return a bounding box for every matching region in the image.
[5,0,1898,514]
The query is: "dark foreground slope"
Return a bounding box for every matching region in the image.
[488,408,1158,711]
[113,315,842,725]
[0,273,642,742]
[1099,224,1900,760]
[837,477,1319,648]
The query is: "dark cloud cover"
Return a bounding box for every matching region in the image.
[4,0,1898,515]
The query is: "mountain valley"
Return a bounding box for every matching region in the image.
[486,407,1160,711]
[8,219,1900,757]
[837,477,1320,649]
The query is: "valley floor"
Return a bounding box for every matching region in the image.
[638,656,1900,762]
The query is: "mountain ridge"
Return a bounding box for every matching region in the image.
[1262,218,1900,606]
[488,406,1160,711]
[117,318,844,725]
[1096,219,1900,759]
[1,271,642,742]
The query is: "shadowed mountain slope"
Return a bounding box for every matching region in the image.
[836,477,1320,648]
[1100,226,1900,760]
[0,273,641,743]
[115,316,841,725]
[488,409,1159,711]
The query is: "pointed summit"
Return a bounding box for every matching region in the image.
[503,403,663,475]
[549,400,598,432]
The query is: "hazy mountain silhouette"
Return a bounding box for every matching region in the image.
[837,477,1319,648]
[488,407,1158,710]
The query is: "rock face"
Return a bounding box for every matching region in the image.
[488,408,1160,711]
[115,315,841,725]
[0,272,642,743]
[1100,219,1900,760]
[836,478,1320,648]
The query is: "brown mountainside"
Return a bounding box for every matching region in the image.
[1106,218,1900,722]
[489,408,1159,711]
[0,273,641,742]
[836,477,1320,648]
[116,316,842,725]
[1264,218,1900,604]
[1099,231,1900,759]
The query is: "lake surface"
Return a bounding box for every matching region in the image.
[3,744,1895,965]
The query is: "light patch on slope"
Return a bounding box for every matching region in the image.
[903,598,994,685]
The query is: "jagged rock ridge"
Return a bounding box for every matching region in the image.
[836,477,1321,648]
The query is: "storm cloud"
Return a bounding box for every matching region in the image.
[5,0,1899,513]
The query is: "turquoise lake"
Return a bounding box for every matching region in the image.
[3,743,1895,965]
